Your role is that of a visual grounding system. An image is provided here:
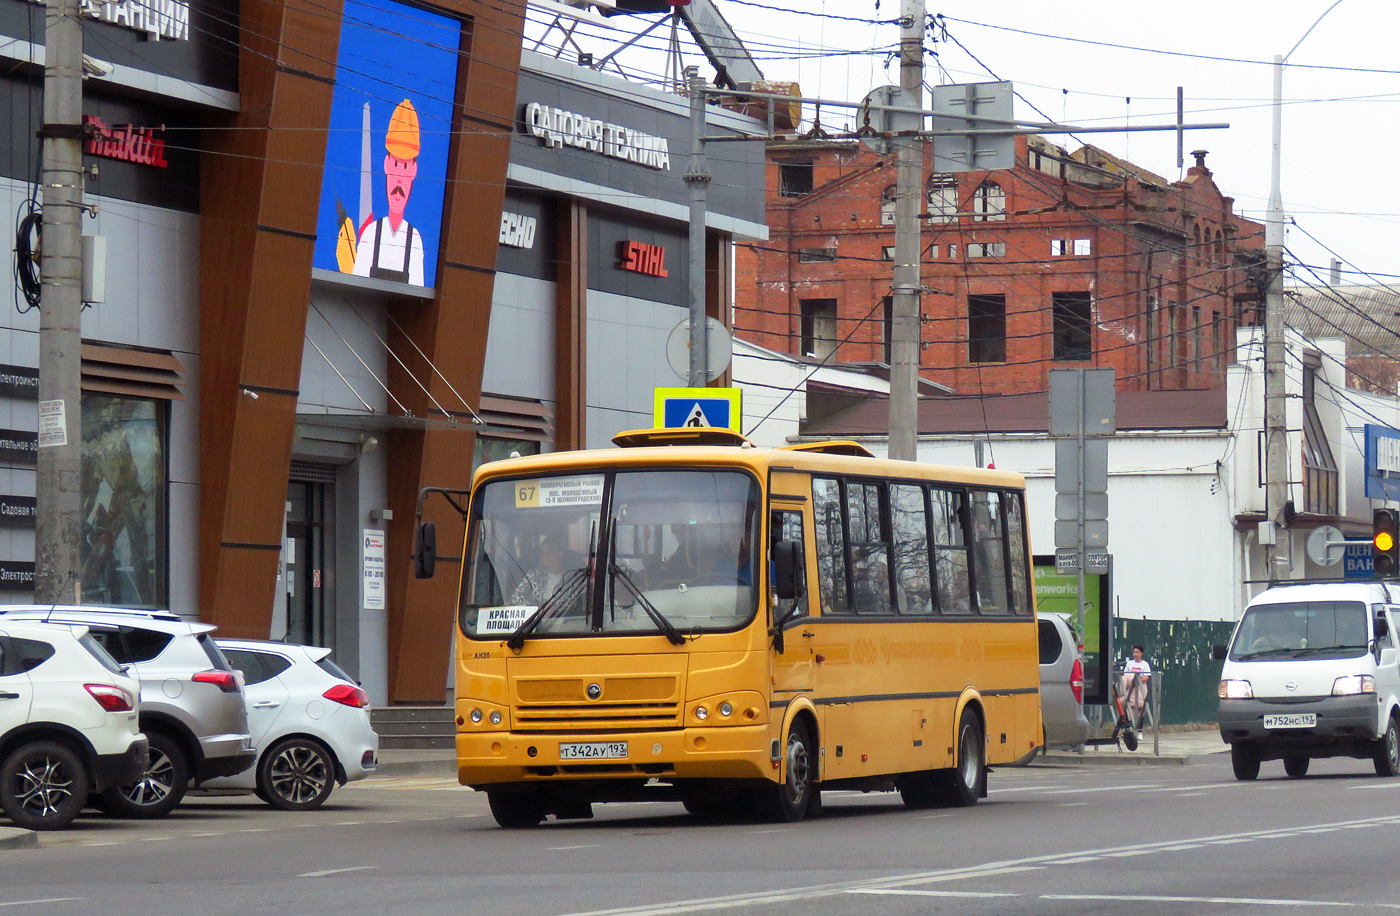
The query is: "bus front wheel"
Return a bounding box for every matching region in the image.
[488,789,545,828]
[759,718,814,823]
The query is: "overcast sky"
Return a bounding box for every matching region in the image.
[535,1,1400,291]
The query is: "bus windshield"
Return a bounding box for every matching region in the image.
[462,468,761,641]
[1230,601,1370,661]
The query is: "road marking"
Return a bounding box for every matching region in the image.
[1159,843,1204,850]
[334,821,364,826]
[850,889,1018,899]
[239,828,271,833]
[81,841,120,847]
[1044,893,1400,909]
[297,866,378,879]
[917,813,951,819]
[1055,803,1090,807]
[1053,856,1101,863]
[1039,783,1162,795]
[1143,782,1237,792]
[0,899,83,908]
[1175,792,1209,797]
[1104,849,1153,857]
[1348,783,1400,790]
[991,784,1067,793]
[748,828,794,835]
[550,844,603,851]
[549,813,1400,916]
[140,836,170,842]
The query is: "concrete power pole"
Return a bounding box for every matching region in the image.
[887,0,924,461]
[1263,52,1289,582]
[35,0,85,602]
[685,66,712,388]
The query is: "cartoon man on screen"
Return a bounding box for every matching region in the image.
[348,99,426,286]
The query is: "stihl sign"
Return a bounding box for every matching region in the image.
[618,240,668,278]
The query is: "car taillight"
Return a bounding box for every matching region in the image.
[1070,657,1084,705]
[85,683,135,712]
[192,670,240,693]
[323,683,370,708]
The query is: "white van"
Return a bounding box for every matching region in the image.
[1214,581,1400,781]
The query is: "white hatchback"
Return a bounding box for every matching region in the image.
[0,622,147,829]
[204,640,378,810]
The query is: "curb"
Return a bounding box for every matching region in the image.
[0,827,37,851]
[367,757,458,780]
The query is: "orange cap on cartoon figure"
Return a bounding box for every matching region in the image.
[385,99,420,159]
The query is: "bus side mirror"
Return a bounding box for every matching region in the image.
[412,521,437,579]
[1376,612,1390,640]
[772,539,804,600]
[1211,643,1228,661]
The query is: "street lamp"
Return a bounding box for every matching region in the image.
[1262,0,1345,580]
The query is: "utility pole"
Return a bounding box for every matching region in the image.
[685,65,712,388]
[35,0,86,602]
[887,0,924,461]
[1263,52,1288,582]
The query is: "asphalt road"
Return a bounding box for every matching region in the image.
[4,755,1400,915]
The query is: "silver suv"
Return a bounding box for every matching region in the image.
[0,607,254,818]
[1039,613,1091,749]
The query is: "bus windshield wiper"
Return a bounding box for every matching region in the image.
[506,522,598,651]
[609,562,686,646]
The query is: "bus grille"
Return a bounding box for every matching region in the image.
[512,701,682,733]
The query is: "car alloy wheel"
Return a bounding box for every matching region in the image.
[100,732,188,819]
[259,738,335,811]
[1,741,89,831]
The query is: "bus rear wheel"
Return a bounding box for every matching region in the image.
[487,789,545,828]
[942,709,985,807]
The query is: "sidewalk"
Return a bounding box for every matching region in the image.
[370,748,458,780]
[1035,726,1229,767]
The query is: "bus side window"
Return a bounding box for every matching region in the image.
[846,481,890,615]
[970,490,1010,615]
[891,484,933,614]
[931,488,972,614]
[812,478,849,615]
[1005,492,1032,615]
[770,509,808,620]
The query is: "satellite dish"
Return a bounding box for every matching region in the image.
[666,318,732,384]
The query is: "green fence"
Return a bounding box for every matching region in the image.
[1112,619,1235,726]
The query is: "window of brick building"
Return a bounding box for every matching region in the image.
[1052,238,1092,256]
[881,186,897,225]
[797,247,837,263]
[968,242,1005,258]
[800,298,839,359]
[881,245,896,260]
[967,294,1006,363]
[926,175,959,222]
[1192,305,1202,365]
[779,161,814,197]
[1052,291,1093,361]
[972,181,1005,222]
[882,296,893,364]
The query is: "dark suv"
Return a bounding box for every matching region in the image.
[0,607,254,818]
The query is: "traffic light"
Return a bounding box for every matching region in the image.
[1374,509,1400,578]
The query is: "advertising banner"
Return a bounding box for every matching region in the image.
[1033,556,1111,705]
[313,0,460,289]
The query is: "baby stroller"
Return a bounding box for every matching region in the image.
[1111,669,1149,751]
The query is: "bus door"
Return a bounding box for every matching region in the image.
[769,497,814,704]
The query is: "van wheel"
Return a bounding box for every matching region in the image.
[1231,744,1260,781]
[99,733,187,819]
[1374,715,1400,777]
[1283,755,1309,778]
[0,740,89,831]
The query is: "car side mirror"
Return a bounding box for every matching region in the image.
[412,521,437,579]
[772,539,804,601]
[1376,611,1390,641]
[1211,643,1228,661]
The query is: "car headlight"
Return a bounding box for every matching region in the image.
[1219,679,1253,699]
[1332,675,1376,696]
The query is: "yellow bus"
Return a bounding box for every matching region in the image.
[419,427,1041,827]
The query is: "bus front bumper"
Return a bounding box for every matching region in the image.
[457,725,773,786]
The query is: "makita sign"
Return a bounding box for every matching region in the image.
[84,116,170,169]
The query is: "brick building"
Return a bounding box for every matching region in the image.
[734,136,1265,395]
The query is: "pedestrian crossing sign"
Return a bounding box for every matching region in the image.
[653,387,742,433]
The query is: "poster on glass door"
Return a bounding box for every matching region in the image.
[363,529,386,610]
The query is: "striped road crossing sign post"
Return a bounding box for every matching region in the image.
[653,387,742,433]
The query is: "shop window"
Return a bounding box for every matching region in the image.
[972,180,1005,222]
[926,175,958,222]
[800,299,838,359]
[797,247,837,263]
[880,186,897,225]
[81,395,168,609]
[779,161,814,197]
[967,293,1006,363]
[1052,291,1093,361]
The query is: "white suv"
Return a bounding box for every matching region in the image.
[0,622,147,830]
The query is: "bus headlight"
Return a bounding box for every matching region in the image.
[470,708,484,723]
[1218,679,1253,699]
[719,702,733,717]
[695,706,709,721]
[1333,675,1376,696]
[490,711,503,725]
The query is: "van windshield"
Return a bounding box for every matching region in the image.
[1230,601,1369,661]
